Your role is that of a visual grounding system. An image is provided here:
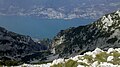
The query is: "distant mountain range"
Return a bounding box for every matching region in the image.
[0,0,120,19]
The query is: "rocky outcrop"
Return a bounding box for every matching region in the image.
[52,10,120,58]
[18,48,120,67]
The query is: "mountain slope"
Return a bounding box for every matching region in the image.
[52,10,120,58]
[0,27,47,64]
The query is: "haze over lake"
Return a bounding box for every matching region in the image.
[0,16,94,39]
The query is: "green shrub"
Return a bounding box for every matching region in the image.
[109,51,120,65]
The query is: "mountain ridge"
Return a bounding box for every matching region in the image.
[0,0,120,19]
[51,10,120,58]
[0,26,47,64]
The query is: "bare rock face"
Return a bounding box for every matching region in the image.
[52,10,120,58]
[0,27,47,63]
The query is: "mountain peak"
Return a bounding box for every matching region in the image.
[93,10,120,31]
[116,10,120,16]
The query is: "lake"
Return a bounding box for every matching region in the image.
[0,16,95,39]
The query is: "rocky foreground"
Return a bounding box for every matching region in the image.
[14,48,120,67]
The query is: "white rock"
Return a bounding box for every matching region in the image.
[82,59,88,64]
[84,51,93,56]
[107,56,114,62]
[91,61,99,67]
[77,60,83,63]
[71,55,82,61]
[77,65,85,67]
[107,48,115,54]
[99,62,118,67]
[116,10,120,17]
[93,48,103,55]
[51,58,64,65]
[115,48,120,53]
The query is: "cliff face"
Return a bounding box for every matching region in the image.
[52,10,120,58]
[0,27,47,63]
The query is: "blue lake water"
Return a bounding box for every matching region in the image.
[0,16,95,39]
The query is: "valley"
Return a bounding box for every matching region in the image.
[0,10,120,67]
[0,0,120,67]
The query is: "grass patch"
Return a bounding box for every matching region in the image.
[78,62,89,66]
[95,52,109,62]
[83,55,94,63]
[109,51,120,65]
